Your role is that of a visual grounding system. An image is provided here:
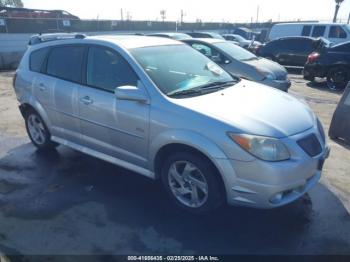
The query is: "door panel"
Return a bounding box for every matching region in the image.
[32,73,58,130]
[78,45,150,168]
[45,45,85,144]
[53,78,81,143]
[78,84,150,168]
[329,85,350,143]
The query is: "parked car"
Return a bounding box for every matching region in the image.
[222,34,262,49]
[14,33,329,213]
[303,41,350,90]
[269,23,350,45]
[146,32,192,40]
[186,31,225,40]
[257,37,331,67]
[329,83,350,143]
[183,38,291,92]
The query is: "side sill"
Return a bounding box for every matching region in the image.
[51,136,155,180]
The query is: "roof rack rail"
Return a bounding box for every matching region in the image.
[28,33,86,45]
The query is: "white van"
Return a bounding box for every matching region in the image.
[269,23,350,44]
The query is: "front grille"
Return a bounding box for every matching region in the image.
[297,134,322,157]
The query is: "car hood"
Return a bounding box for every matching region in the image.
[244,57,288,80]
[173,80,314,138]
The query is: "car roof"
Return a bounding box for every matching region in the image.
[29,34,184,50]
[89,35,183,49]
[148,32,189,36]
[182,38,225,44]
[274,22,346,26]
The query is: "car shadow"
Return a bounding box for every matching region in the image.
[306,80,344,95]
[0,143,350,255]
[330,137,350,149]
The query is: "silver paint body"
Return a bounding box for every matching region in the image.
[14,35,329,208]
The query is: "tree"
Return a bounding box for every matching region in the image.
[0,0,24,7]
[333,0,345,23]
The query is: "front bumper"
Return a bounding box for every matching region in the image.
[215,127,330,209]
[261,78,291,92]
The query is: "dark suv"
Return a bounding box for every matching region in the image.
[258,37,330,67]
[303,42,350,90]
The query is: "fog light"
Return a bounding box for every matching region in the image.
[270,193,283,204]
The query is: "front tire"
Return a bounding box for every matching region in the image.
[161,152,225,214]
[24,109,57,150]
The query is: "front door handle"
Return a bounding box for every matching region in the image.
[80,96,93,105]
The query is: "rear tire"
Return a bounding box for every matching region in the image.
[326,66,350,90]
[24,109,58,150]
[160,152,225,214]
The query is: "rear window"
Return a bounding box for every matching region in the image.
[329,26,347,39]
[47,46,85,83]
[30,47,49,73]
[312,26,326,37]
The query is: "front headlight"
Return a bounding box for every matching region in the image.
[265,73,276,80]
[255,67,276,80]
[228,133,290,161]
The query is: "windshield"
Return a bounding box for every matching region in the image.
[214,42,257,61]
[209,33,225,40]
[172,33,192,40]
[131,45,235,97]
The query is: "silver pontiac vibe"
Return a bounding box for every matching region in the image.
[14,34,330,213]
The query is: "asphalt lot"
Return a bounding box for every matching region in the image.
[0,71,349,255]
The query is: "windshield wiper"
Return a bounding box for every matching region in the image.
[167,88,202,97]
[167,80,238,98]
[196,80,237,90]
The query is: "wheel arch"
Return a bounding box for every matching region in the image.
[153,142,227,200]
[19,99,52,133]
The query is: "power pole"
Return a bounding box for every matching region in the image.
[120,8,124,21]
[160,10,166,22]
[180,9,185,24]
[256,5,260,23]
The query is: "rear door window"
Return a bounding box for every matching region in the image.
[329,26,347,39]
[312,26,326,37]
[30,47,49,73]
[46,45,85,83]
[302,26,312,36]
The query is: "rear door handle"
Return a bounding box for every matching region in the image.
[38,83,47,91]
[80,96,93,105]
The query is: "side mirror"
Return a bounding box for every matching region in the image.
[115,83,149,104]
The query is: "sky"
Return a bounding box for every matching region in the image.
[22,0,350,23]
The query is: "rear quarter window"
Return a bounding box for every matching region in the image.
[29,47,49,73]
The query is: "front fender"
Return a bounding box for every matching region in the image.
[149,129,228,171]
